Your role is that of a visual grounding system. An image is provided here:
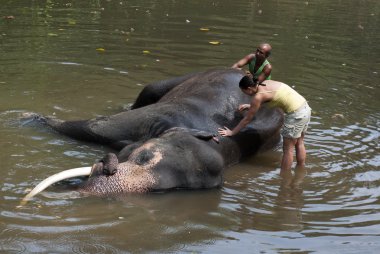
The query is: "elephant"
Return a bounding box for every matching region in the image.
[21,68,283,202]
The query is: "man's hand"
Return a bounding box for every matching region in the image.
[218,126,233,137]
[238,104,250,112]
[245,70,253,78]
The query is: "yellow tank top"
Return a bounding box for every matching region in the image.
[260,84,306,113]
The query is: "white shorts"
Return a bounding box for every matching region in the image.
[281,102,311,139]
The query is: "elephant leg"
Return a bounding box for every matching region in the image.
[131,71,201,109]
[43,117,114,144]
[20,113,104,143]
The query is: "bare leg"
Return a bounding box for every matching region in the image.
[295,132,306,167]
[281,137,297,172]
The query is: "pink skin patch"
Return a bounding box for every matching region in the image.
[117,142,163,192]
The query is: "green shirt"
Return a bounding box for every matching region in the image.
[248,58,271,80]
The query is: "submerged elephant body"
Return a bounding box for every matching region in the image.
[27,68,283,197]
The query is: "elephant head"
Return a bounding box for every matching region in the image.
[21,128,226,203]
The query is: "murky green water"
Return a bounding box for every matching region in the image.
[1,0,379,253]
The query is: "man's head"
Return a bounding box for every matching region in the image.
[256,43,272,58]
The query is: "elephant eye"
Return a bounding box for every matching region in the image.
[134,149,154,165]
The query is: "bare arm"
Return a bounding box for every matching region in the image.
[218,95,263,136]
[257,64,272,83]
[232,54,255,69]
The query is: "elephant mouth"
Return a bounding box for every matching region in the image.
[20,153,158,206]
[19,153,121,206]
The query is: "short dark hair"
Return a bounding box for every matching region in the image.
[239,76,258,90]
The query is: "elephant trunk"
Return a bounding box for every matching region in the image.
[19,166,93,206]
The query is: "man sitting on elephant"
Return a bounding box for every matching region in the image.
[232,43,273,83]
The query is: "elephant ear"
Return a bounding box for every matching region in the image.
[162,127,219,143]
[111,140,135,150]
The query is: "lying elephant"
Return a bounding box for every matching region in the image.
[22,68,283,202]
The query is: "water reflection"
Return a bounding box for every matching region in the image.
[276,166,307,231]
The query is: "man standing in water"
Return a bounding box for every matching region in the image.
[218,76,311,172]
[232,43,272,83]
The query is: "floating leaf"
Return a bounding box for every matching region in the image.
[209,41,221,45]
[200,27,210,31]
[96,48,105,52]
[331,113,345,120]
[143,50,151,54]
[3,15,15,20]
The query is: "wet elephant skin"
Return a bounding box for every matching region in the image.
[33,68,283,196]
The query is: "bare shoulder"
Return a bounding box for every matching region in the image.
[264,63,272,70]
[262,80,284,88]
[253,87,268,102]
[245,53,256,61]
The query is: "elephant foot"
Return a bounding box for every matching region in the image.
[19,112,45,126]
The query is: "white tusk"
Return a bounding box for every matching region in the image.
[19,166,92,206]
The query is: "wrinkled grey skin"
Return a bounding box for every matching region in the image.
[32,68,283,196]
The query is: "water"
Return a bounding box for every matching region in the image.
[1,0,379,253]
